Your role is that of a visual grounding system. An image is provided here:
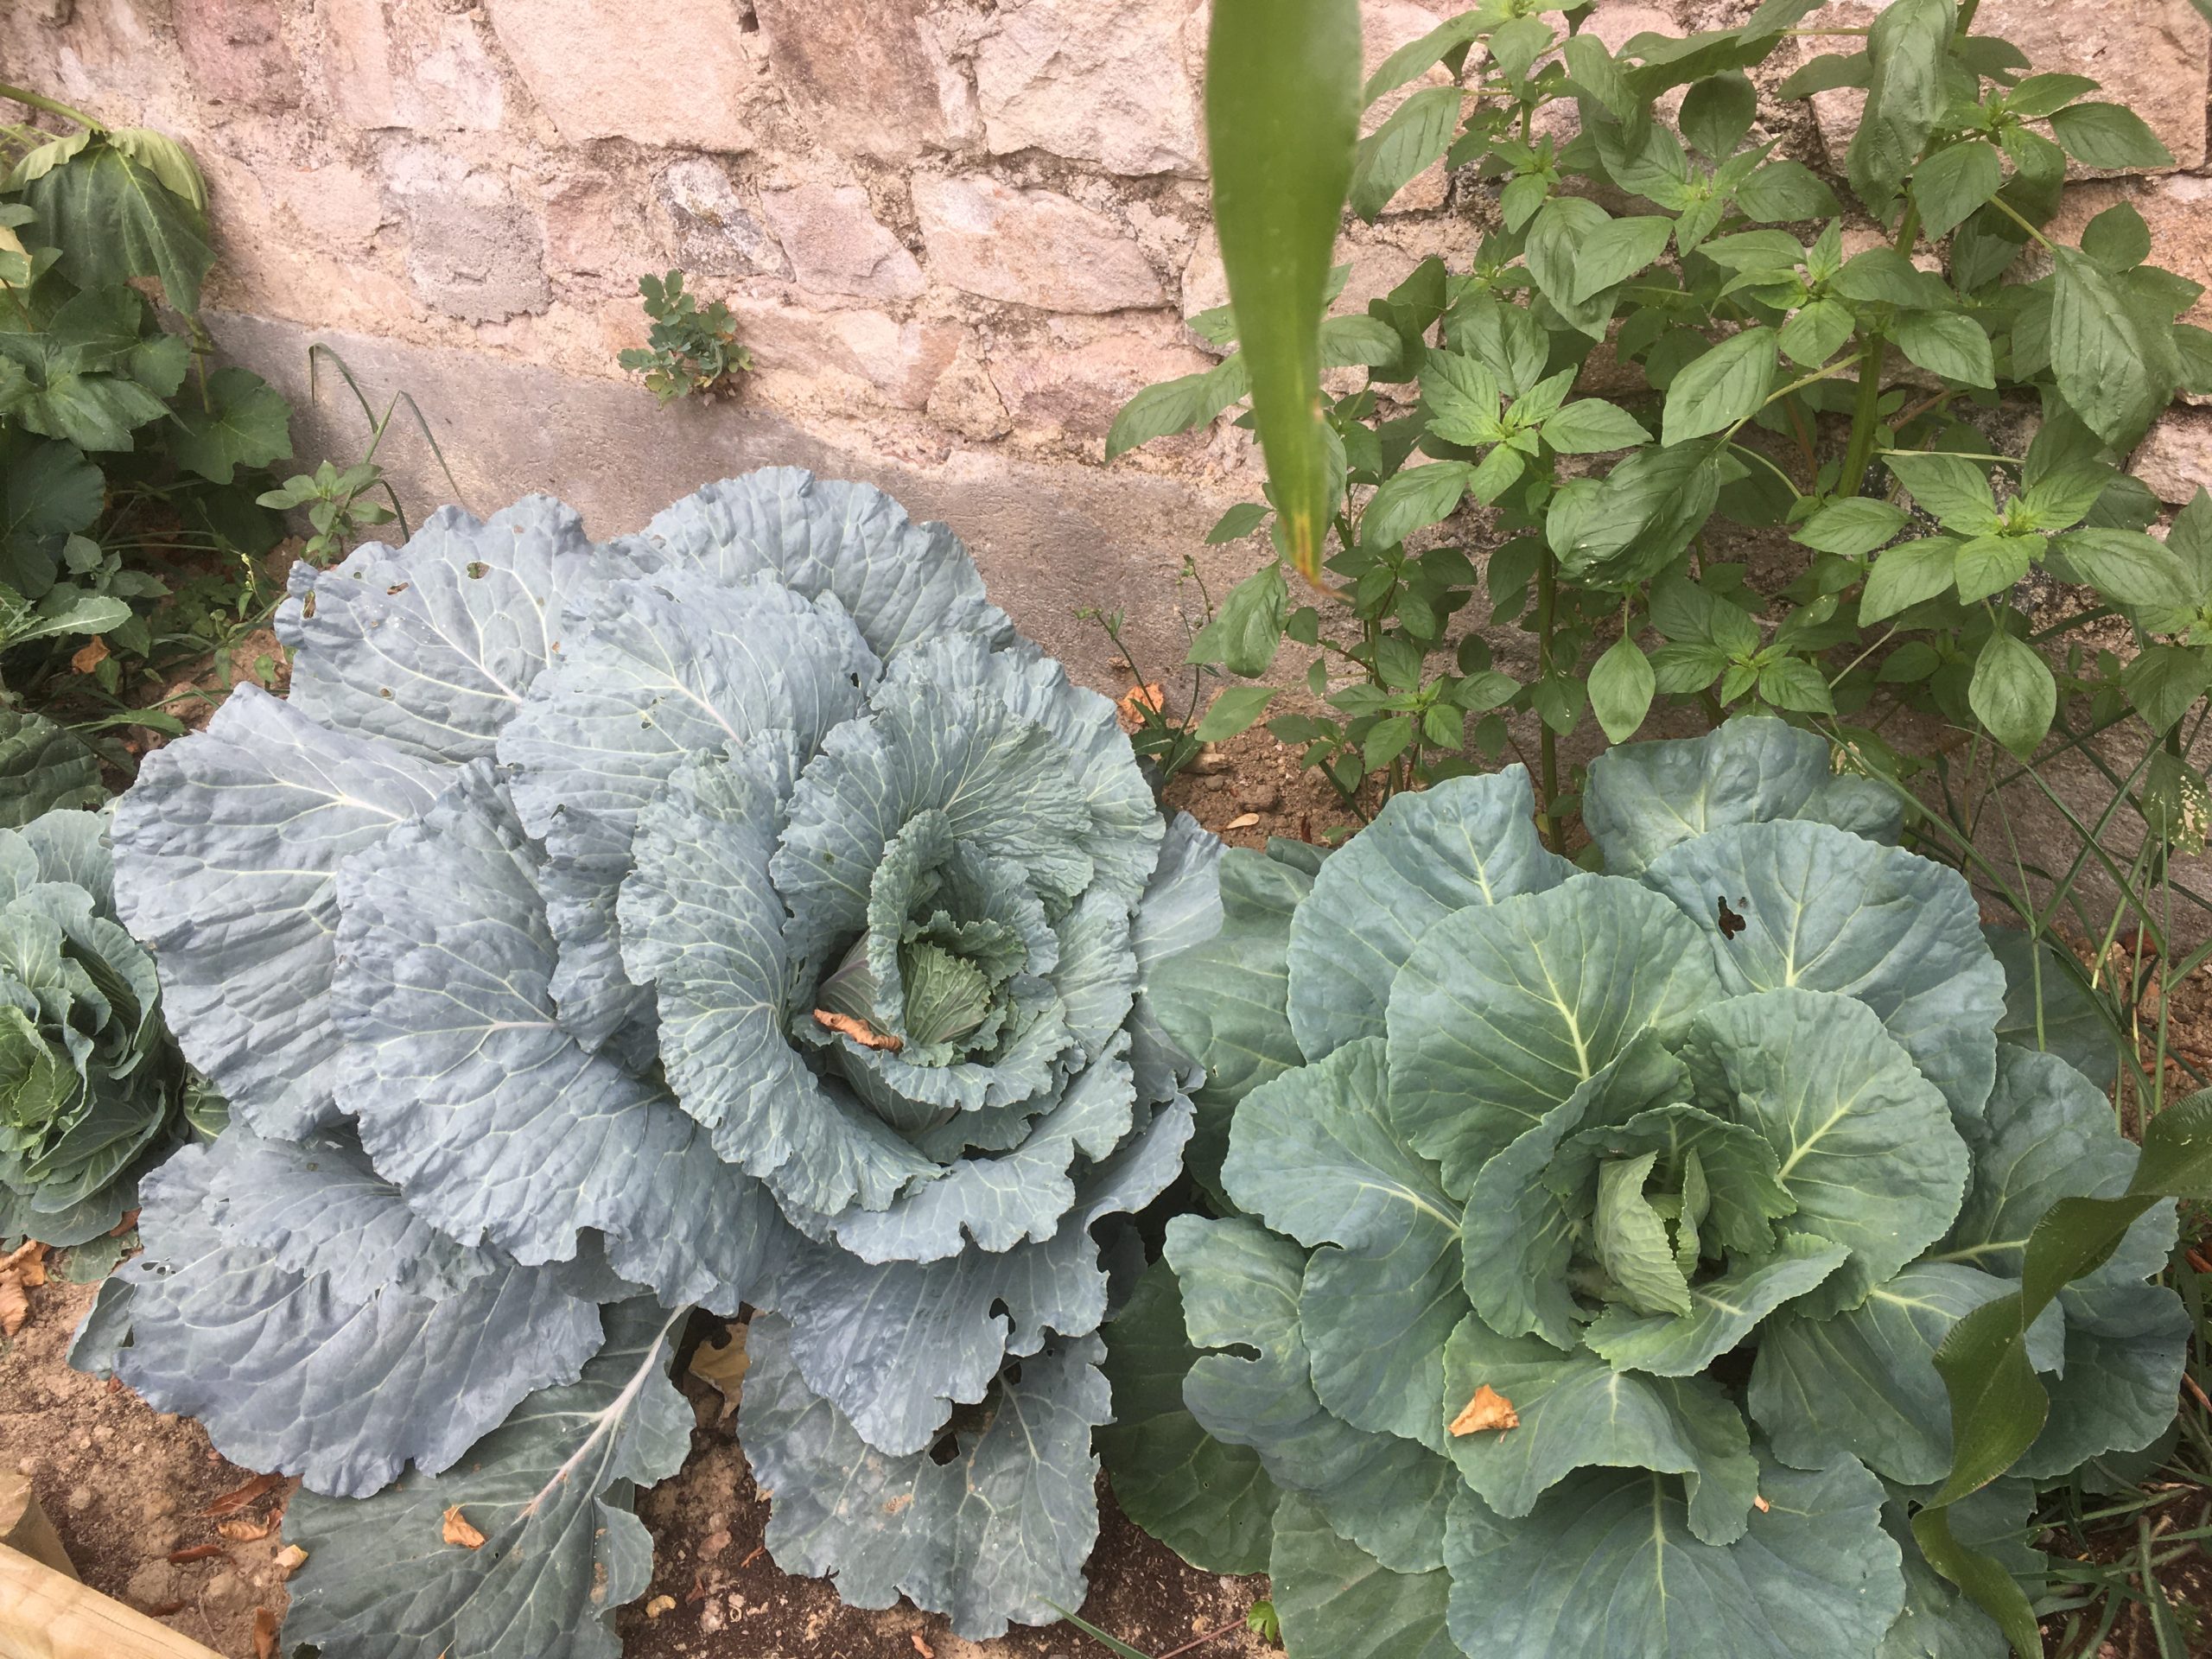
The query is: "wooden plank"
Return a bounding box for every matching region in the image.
[0,1475,75,1581]
[0,1541,229,1659]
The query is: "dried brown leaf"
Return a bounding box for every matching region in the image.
[218,1517,274,1541]
[0,1238,46,1279]
[252,1606,278,1659]
[1224,812,1261,830]
[1447,1384,1519,1437]
[1116,682,1165,732]
[442,1505,486,1549]
[811,1009,902,1052]
[687,1324,749,1424]
[201,1471,284,1517]
[272,1543,308,1577]
[71,637,109,675]
[0,1273,26,1338]
[912,1636,937,1658]
[168,1543,226,1563]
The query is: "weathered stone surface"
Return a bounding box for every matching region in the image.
[912,175,1166,313]
[723,300,960,410]
[266,164,388,248]
[543,176,663,287]
[929,341,1014,440]
[1802,0,2208,174]
[174,0,298,110]
[486,0,758,150]
[758,184,925,302]
[753,0,966,158]
[973,0,1205,177]
[325,0,505,131]
[2131,409,2212,505]
[987,318,1214,448]
[395,173,550,322]
[658,157,791,280]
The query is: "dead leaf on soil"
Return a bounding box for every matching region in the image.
[912,1636,937,1658]
[252,1606,278,1659]
[201,1471,284,1517]
[1,1238,47,1282]
[1116,682,1164,732]
[1223,812,1261,830]
[688,1323,749,1423]
[1448,1384,1519,1437]
[0,1277,27,1338]
[442,1505,486,1549]
[168,1543,226,1563]
[218,1517,274,1541]
[811,1009,902,1052]
[71,637,109,675]
[273,1543,308,1577]
[108,1209,139,1236]
[644,1595,676,1620]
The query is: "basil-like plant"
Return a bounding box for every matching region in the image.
[1111,0,2210,844]
[76,469,1217,1653]
[0,799,215,1245]
[1105,717,2190,1659]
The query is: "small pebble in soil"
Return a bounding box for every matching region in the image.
[1242,785,1282,810]
[125,1560,178,1610]
[14,1457,34,1476]
[65,1484,92,1513]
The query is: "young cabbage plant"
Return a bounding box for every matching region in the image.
[1106,717,2192,1659]
[0,797,216,1246]
[74,470,1217,1656]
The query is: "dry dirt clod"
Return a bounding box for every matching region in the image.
[273,1542,308,1577]
[644,1593,677,1620]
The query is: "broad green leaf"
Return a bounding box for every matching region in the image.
[1910,141,2004,241]
[1421,349,1504,444]
[1846,0,1955,215]
[1222,1039,1466,1452]
[1188,560,1287,676]
[1549,1099,1796,1262]
[1582,715,1898,876]
[1548,442,1724,588]
[2051,245,2177,449]
[1861,537,1960,623]
[1285,766,1565,1059]
[1192,684,1278,742]
[167,365,294,486]
[1351,86,1461,221]
[1540,398,1650,454]
[1662,327,1778,446]
[1106,357,1250,459]
[1749,1262,2059,1485]
[1387,875,1726,1194]
[0,709,103,826]
[2002,73,2100,120]
[1447,295,1548,394]
[1587,633,1655,742]
[2048,102,2175,170]
[1757,656,1834,715]
[1885,454,1999,531]
[1206,501,1268,543]
[2080,202,2152,271]
[1560,31,1637,121]
[1681,71,1758,162]
[0,435,103,594]
[1777,297,1854,367]
[2050,527,2196,609]
[1678,989,1970,1313]
[1440,1317,1759,1543]
[1205,0,1361,579]
[1586,1232,1849,1376]
[1779,50,1871,99]
[1571,215,1675,304]
[105,127,210,214]
[1967,630,2056,757]
[20,143,213,313]
[1097,1259,1280,1574]
[1363,7,1491,105]
[2121,643,2212,735]
[1893,312,1995,388]
[1593,1149,1694,1315]
[1363,461,1472,548]
[1150,847,1313,1108]
[1736,159,1840,221]
[1644,818,2005,1125]
[1446,1459,1905,1659]
[1526,195,1624,340]
[1982,928,2121,1090]
[1796,498,1909,557]
[1950,536,2033,606]
[1271,1493,1459,1659]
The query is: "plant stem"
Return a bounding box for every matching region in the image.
[1837,201,1923,497]
[1535,548,1561,850]
[0,84,104,132]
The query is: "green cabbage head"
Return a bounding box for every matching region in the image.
[0,806,209,1244]
[1114,718,2187,1659]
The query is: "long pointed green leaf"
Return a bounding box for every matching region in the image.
[1205,0,1361,582]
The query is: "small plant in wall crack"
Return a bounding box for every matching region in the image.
[620,269,754,405]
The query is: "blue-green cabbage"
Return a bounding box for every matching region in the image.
[77,470,1217,1654]
[0,803,214,1245]
[1111,717,2183,1659]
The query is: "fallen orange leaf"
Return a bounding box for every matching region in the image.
[442,1505,486,1549]
[0,1238,47,1281]
[687,1324,748,1424]
[218,1517,274,1541]
[1448,1384,1519,1437]
[912,1635,937,1658]
[1224,812,1261,830]
[811,1009,902,1052]
[168,1543,226,1564]
[71,637,109,675]
[1116,682,1165,731]
[201,1471,284,1517]
[252,1606,278,1659]
[0,1274,26,1338]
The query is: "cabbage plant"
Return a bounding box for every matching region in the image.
[76,469,1216,1654]
[1113,718,2187,1659]
[0,804,210,1245]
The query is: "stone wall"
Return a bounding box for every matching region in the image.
[3,0,2210,694]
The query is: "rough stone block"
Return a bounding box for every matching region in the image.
[912,175,1166,313]
[2132,408,2212,505]
[973,0,1205,178]
[326,0,505,132]
[397,174,550,322]
[544,176,663,287]
[986,317,1215,448]
[174,0,298,111]
[758,184,925,302]
[658,157,791,280]
[486,0,758,150]
[753,0,967,158]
